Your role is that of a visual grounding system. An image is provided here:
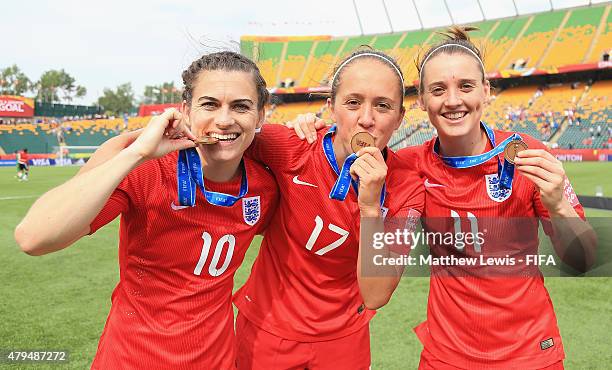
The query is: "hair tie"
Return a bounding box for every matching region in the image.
[419,44,485,83]
[331,53,405,95]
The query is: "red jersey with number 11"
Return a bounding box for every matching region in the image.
[399,130,584,369]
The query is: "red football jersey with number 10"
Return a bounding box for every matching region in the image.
[398,130,584,369]
[88,151,278,369]
[234,124,424,342]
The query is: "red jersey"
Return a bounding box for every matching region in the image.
[17,150,28,164]
[88,151,278,369]
[399,130,585,369]
[233,124,424,341]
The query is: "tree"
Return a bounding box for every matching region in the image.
[98,83,135,115]
[34,69,87,103]
[0,65,32,96]
[143,81,182,104]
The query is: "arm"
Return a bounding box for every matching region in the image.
[515,149,597,272]
[78,112,195,175]
[78,129,141,174]
[353,148,406,309]
[15,109,196,256]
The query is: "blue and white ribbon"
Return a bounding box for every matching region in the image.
[433,122,521,189]
[322,125,386,206]
[177,148,248,207]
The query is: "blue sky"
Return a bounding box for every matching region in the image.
[4,0,607,105]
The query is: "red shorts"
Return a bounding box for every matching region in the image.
[418,347,564,370]
[235,313,370,370]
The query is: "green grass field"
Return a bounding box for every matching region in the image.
[1,163,611,369]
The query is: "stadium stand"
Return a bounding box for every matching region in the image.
[541,6,606,68]
[501,11,567,70]
[2,4,610,157]
[557,80,611,148]
[585,6,612,62]
[279,40,315,85]
[0,116,151,154]
[484,17,531,72]
[246,3,610,87]
[301,39,345,87]
[266,101,327,124]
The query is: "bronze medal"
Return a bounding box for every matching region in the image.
[504,139,528,164]
[195,135,219,145]
[350,132,375,153]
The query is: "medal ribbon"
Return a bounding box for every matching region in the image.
[433,122,521,189]
[177,147,248,207]
[322,125,386,206]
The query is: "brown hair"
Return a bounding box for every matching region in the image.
[181,51,270,111]
[330,48,404,104]
[416,26,485,93]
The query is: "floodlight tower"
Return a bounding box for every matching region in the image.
[382,0,394,33]
[443,0,455,24]
[411,0,424,29]
[352,0,365,35]
[476,0,486,20]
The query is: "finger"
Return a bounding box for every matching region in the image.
[514,156,562,175]
[169,138,197,152]
[285,120,294,128]
[315,119,327,130]
[170,112,183,129]
[177,119,198,141]
[350,161,369,181]
[357,147,385,163]
[515,148,560,165]
[519,170,550,191]
[357,154,387,177]
[301,117,317,143]
[150,109,179,132]
[294,121,306,140]
[168,131,185,140]
[516,149,552,160]
[161,108,181,123]
[517,165,561,184]
[353,155,377,174]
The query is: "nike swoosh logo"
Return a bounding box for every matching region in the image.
[424,178,445,188]
[171,202,190,210]
[292,176,317,188]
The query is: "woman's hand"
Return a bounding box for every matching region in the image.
[285,113,327,144]
[127,108,197,161]
[515,149,571,216]
[350,147,387,217]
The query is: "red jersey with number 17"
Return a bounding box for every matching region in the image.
[399,130,584,369]
[234,124,424,342]
[88,151,278,369]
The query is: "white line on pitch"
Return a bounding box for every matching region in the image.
[0,195,38,201]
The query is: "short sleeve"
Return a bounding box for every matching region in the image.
[87,165,143,234]
[88,187,129,234]
[245,124,307,172]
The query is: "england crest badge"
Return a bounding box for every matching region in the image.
[485,174,512,203]
[242,196,261,226]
